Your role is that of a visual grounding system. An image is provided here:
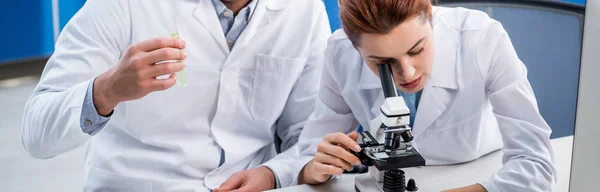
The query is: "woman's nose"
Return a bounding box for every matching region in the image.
[394,62,416,81]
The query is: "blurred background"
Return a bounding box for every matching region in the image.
[0,0,586,191]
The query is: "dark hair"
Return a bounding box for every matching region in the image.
[339,0,434,47]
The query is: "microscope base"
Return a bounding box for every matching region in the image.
[355,174,384,192]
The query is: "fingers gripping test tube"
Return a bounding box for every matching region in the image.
[169,12,188,87]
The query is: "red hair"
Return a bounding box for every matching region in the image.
[339,0,434,46]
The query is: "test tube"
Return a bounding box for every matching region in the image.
[169,12,188,87]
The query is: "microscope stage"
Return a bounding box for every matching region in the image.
[368,148,426,170]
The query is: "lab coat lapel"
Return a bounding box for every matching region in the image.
[193,0,229,54]
[412,28,459,138]
[357,64,385,117]
[232,0,286,50]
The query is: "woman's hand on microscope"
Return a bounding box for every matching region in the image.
[299,132,362,185]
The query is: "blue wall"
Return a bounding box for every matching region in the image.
[0,0,85,64]
[324,0,586,31]
[564,0,586,5]
[324,0,342,32]
[0,0,587,63]
[0,1,45,63]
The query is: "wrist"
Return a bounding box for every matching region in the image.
[300,160,330,185]
[258,166,276,189]
[93,72,119,116]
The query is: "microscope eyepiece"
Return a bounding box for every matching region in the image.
[377,63,398,98]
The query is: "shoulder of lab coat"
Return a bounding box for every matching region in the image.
[467,10,557,192]
[21,0,130,159]
[259,0,333,188]
[429,7,557,191]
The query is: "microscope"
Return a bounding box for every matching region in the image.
[353,63,426,192]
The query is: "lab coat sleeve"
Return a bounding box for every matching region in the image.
[260,2,332,187]
[262,35,362,187]
[475,21,557,192]
[21,0,130,159]
[296,38,362,183]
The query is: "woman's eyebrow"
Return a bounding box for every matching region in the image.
[408,37,426,51]
[367,37,426,59]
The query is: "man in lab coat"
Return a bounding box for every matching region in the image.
[21,0,330,191]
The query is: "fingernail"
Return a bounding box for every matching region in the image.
[180,39,186,47]
[354,145,361,152]
[183,51,187,59]
[355,160,361,166]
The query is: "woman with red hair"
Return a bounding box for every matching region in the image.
[295,0,556,191]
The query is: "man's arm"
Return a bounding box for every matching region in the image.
[21,0,130,159]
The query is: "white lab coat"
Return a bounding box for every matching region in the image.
[21,0,330,191]
[291,7,557,192]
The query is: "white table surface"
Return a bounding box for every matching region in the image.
[271,136,574,192]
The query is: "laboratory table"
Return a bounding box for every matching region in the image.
[271,136,574,192]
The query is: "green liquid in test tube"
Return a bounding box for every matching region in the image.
[170,13,188,87]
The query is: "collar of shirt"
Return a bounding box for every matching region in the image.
[211,0,257,22]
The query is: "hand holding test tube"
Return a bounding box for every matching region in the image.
[169,13,188,87]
